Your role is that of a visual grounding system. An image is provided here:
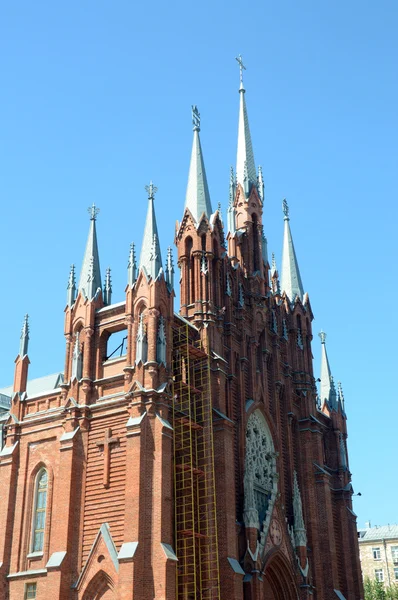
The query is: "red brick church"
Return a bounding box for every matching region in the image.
[0,59,363,600]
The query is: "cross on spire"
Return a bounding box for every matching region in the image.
[145,181,158,200]
[192,105,200,131]
[88,203,100,221]
[96,428,119,488]
[235,54,246,90]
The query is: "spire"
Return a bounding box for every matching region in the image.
[78,204,102,300]
[280,199,304,301]
[127,243,137,287]
[103,267,112,305]
[293,471,307,547]
[165,247,174,291]
[139,183,163,280]
[184,105,212,223]
[319,331,337,410]
[235,55,256,195]
[19,314,29,357]
[67,264,76,307]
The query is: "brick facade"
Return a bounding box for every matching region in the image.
[0,74,363,600]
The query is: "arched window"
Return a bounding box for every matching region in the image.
[32,469,48,552]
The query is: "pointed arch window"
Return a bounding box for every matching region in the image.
[32,469,48,552]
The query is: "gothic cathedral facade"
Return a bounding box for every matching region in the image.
[0,63,363,600]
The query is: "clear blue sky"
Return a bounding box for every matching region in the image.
[1,1,397,529]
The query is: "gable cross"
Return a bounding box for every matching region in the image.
[96,427,119,488]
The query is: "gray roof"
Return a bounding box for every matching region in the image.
[280,204,304,302]
[236,86,256,192]
[0,372,64,399]
[78,206,102,299]
[358,524,398,542]
[139,193,162,280]
[185,127,212,223]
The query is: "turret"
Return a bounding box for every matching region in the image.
[139,182,163,281]
[184,105,212,224]
[78,203,102,300]
[228,56,267,284]
[176,107,224,322]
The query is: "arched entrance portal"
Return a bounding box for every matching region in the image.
[263,552,299,600]
[81,570,116,600]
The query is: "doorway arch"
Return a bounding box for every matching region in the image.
[263,552,298,600]
[82,570,116,600]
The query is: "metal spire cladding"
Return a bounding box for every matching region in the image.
[235,55,257,194]
[78,204,102,300]
[280,199,304,302]
[184,105,212,223]
[139,182,163,279]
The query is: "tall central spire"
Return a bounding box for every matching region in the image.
[280,199,304,302]
[184,105,212,223]
[235,55,256,194]
[139,182,163,279]
[78,204,102,300]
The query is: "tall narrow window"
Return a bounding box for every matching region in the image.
[32,469,48,552]
[25,583,37,599]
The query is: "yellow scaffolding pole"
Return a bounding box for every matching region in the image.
[172,321,220,600]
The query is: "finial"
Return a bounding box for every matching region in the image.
[318,330,327,344]
[128,242,137,286]
[19,314,29,357]
[103,267,112,305]
[67,264,76,306]
[338,381,346,413]
[282,198,289,220]
[235,54,246,91]
[88,203,100,221]
[272,253,276,270]
[217,201,221,213]
[165,246,174,290]
[257,165,264,203]
[145,181,158,200]
[192,105,200,131]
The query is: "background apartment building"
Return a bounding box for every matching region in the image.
[358,524,398,586]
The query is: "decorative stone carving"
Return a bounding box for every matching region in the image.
[71,332,83,381]
[243,410,278,555]
[293,471,307,547]
[156,316,167,366]
[135,313,148,365]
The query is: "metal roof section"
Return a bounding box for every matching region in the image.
[235,55,257,195]
[358,524,398,542]
[19,314,29,357]
[0,372,64,399]
[78,204,102,300]
[184,105,212,224]
[139,182,163,280]
[280,199,304,302]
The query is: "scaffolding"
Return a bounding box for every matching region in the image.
[172,319,220,600]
